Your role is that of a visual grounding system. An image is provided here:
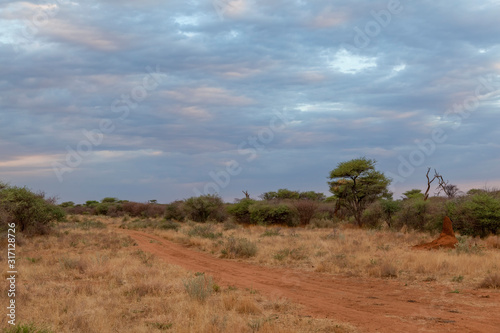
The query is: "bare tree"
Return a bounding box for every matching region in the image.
[242,190,250,199]
[423,168,460,200]
[423,168,438,201]
[435,175,460,198]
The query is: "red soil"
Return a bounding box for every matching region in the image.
[413,217,458,250]
[119,228,500,333]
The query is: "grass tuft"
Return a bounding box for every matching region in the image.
[183,274,215,302]
[221,237,257,258]
[478,273,500,289]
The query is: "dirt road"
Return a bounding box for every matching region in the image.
[121,229,500,332]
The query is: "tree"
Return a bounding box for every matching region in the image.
[0,185,65,235]
[328,157,391,227]
[260,189,300,200]
[422,168,461,200]
[380,198,401,228]
[184,195,225,222]
[402,189,424,200]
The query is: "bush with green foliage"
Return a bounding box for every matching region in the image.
[402,189,424,200]
[227,198,256,223]
[394,197,445,232]
[165,200,186,221]
[0,185,65,235]
[101,197,118,203]
[379,198,401,228]
[183,195,225,222]
[448,192,500,237]
[248,201,298,226]
[59,201,75,208]
[260,189,325,201]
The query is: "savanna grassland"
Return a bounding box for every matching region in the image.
[117,216,500,290]
[1,217,359,333]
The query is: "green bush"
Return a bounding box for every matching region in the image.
[95,203,110,215]
[449,193,500,237]
[248,202,298,226]
[379,198,401,228]
[227,199,255,224]
[184,195,225,222]
[393,197,445,232]
[101,197,118,203]
[165,200,186,221]
[0,185,65,235]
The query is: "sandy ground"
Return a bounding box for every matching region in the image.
[120,228,500,333]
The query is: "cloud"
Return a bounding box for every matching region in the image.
[0,0,499,202]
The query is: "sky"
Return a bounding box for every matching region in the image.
[1,0,500,204]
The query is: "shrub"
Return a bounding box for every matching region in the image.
[0,185,65,235]
[379,198,401,228]
[112,201,165,218]
[184,195,225,222]
[101,197,118,203]
[187,224,222,239]
[159,220,180,231]
[314,202,337,220]
[249,202,298,226]
[95,203,110,215]
[454,235,483,255]
[65,205,93,215]
[380,261,398,278]
[165,200,186,221]
[183,274,214,302]
[221,237,257,258]
[78,219,107,230]
[362,201,383,228]
[478,273,500,289]
[393,197,445,232]
[292,200,319,225]
[449,193,500,237]
[143,203,166,218]
[227,199,255,224]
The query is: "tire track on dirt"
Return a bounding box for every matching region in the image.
[121,228,500,333]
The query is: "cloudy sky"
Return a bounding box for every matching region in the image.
[1,0,500,204]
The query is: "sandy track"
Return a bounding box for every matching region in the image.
[121,229,500,332]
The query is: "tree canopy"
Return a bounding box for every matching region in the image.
[328,157,391,227]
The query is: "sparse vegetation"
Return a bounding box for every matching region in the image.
[183,274,215,302]
[3,217,355,332]
[221,237,258,258]
[478,273,500,289]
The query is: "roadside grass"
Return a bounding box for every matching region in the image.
[1,218,357,333]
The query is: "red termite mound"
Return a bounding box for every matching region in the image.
[413,216,458,250]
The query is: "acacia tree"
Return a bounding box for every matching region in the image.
[328,157,391,227]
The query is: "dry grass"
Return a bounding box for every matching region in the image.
[138,217,500,289]
[1,218,357,333]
